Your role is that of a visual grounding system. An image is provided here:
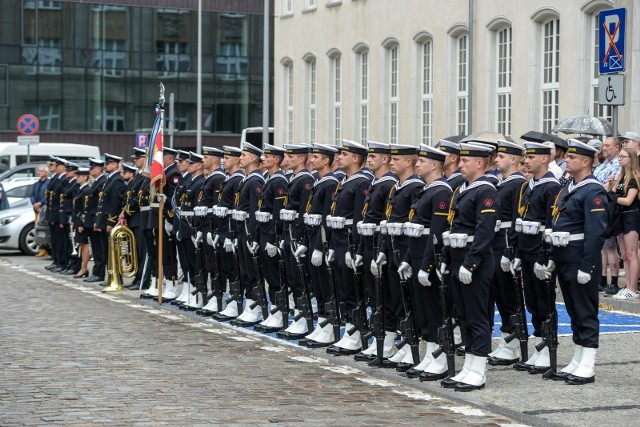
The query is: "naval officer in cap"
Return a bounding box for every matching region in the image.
[548,139,608,385]
[83,158,107,282]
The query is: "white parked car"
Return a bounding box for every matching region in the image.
[0,178,39,255]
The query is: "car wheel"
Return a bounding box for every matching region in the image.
[19,223,38,256]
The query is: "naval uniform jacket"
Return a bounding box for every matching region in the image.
[163,163,181,221]
[177,173,205,240]
[232,169,265,240]
[217,171,244,241]
[258,170,288,248]
[329,170,373,251]
[43,173,57,222]
[284,169,315,243]
[357,172,398,256]
[95,171,125,230]
[493,172,526,255]
[122,173,148,229]
[49,174,67,224]
[447,170,465,192]
[85,174,106,229]
[404,178,453,273]
[59,177,79,225]
[304,171,340,253]
[196,168,226,232]
[74,183,91,230]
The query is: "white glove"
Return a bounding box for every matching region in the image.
[354,254,363,268]
[440,262,449,275]
[294,245,307,258]
[375,253,387,266]
[266,242,278,257]
[194,206,207,217]
[345,251,355,270]
[418,269,431,286]
[370,260,381,277]
[458,265,473,285]
[546,260,555,273]
[223,238,235,253]
[500,256,511,273]
[157,193,167,203]
[510,258,521,275]
[398,262,412,280]
[206,232,215,247]
[577,270,591,285]
[311,249,323,266]
[326,249,335,263]
[164,219,173,234]
[279,240,285,250]
[192,231,203,248]
[247,241,259,255]
[533,262,549,280]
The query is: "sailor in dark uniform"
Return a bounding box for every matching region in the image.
[48,158,69,272]
[194,146,227,314]
[549,139,608,385]
[253,143,289,331]
[512,142,561,373]
[352,141,398,362]
[437,140,464,191]
[121,163,137,184]
[58,162,80,274]
[373,144,424,369]
[213,146,245,320]
[95,154,126,290]
[72,167,92,278]
[277,144,315,339]
[440,143,498,392]
[43,156,59,270]
[401,145,453,380]
[298,143,341,346]
[488,140,527,366]
[83,158,107,282]
[170,150,194,304]
[325,140,372,354]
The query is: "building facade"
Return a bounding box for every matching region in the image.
[0,0,274,157]
[274,0,638,146]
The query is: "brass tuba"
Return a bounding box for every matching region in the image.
[102,224,138,293]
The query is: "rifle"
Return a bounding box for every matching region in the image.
[193,239,208,307]
[504,245,528,362]
[290,226,314,333]
[272,224,290,330]
[209,219,223,312]
[247,228,269,320]
[431,236,456,377]
[225,218,243,311]
[319,225,341,342]
[535,242,558,378]
[369,232,386,367]
[390,235,420,364]
[348,232,371,350]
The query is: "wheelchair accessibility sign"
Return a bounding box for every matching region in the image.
[599,74,625,106]
[599,8,626,74]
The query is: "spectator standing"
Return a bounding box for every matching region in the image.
[31,164,50,257]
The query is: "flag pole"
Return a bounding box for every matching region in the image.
[157,83,165,305]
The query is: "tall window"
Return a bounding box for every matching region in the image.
[358,50,369,144]
[22,1,63,74]
[282,0,293,15]
[541,19,560,132]
[156,9,192,77]
[420,39,433,145]
[285,63,294,144]
[332,55,342,144]
[496,27,512,136]
[307,58,317,143]
[388,45,399,144]
[591,15,612,121]
[456,35,468,135]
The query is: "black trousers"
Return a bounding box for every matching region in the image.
[521,254,556,337]
[58,223,71,268]
[557,261,600,348]
[449,250,493,357]
[409,259,442,342]
[130,224,147,283]
[90,230,107,279]
[490,250,518,333]
[219,243,239,294]
[143,228,157,283]
[49,223,59,265]
[237,234,259,300]
[258,246,281,304]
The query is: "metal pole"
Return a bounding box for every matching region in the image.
[169,93,175,149]
[468,0,473,134]
[612,105,618,137]
[196,0,202,153]
[262,0,270,146]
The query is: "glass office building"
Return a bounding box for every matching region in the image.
[0,0,273,153]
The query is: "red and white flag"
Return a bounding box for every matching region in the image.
[145,105,165,194]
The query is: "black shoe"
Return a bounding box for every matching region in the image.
[565,374,595,385]
[488,356,519,366]
[420,371,448,382]
[45,263,58,271]
[196,308,216,316]
[549,371,571,381]
[276,331,308,340]
[513,361,533,371]
[326,345,360,356]
[354,352,376,362]
[125,282,140,290]
[230,318,260,327]
[441,377,460,388]
[62,269,77,275]
[528,365,550,374]
[254,325,282,334]
[405,367,424,378]
[130,278,141,288]
[454,382,485,392]
[83,275,104,283]
[604,284,620,295]
[53,266,65,273]
[212,312,238,321]
[598,283,608,292]
[367,357,386,367]
[396,362,413,372]
[381,359,399,369]
[73,271,89,279]
[455,345,465,357]
[305,339,332,349]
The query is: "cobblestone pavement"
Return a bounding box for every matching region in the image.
[0,257,528,427]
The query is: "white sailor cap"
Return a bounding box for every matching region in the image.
[418,144,448,161]
[104,153,123,163]
[436,139,461,155]
[283,144,309,155]
[458,143,493,158]
[262,143,286,156]
[567,138,598,158]
[524,142,552,155]
[311,143,339,156]
[497,140,525,156]
[367,141,391,154]
[223,146,242,157]
[202,146,225,157]
[389,144,418,155]
[242,142,263,157]
[340,139,368,156]
[467,141,497,152]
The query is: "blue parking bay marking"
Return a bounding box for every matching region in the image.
[492,303,640,337]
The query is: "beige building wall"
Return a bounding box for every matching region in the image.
[274,0,639,146]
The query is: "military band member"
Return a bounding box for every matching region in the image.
[373,144,424,369]
[230,143,266,326]
[95,154,126,288]
[402,145,453,379]
[549,139,608,385]
[325,140,372,354]
[83,158,107,282]
[253,143,289,331]
[72,168,92,278]
[277,144,315,339]
[512,142,561,374]
[213,146,245,320]
[121,163,137,184]
[440,143,497,392]
[47,158,69,272]
[299,143,341,346]
[58,162,80,274]
[194,146,226,314]
[437,140,464,191]
[488,140,527,366]
[353,141,398,361]
[43,156,58,266]
[170,150,194,305]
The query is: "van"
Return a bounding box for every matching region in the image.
[241,127,274,147]
[0,142,101,171]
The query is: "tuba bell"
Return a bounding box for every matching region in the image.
[102,224,138,293]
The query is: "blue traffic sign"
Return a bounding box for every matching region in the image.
[136,133,148,149]
[599,8,626,74]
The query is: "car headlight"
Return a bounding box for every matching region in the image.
[0,216,19,226]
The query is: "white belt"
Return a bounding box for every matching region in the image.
[326,216,353,229]
[304,213,323,226]
[255,211,272,223]
[443,231,475,248]
[516,218,545,235]
[403,222,430,238]
[140,206,151,212]
[280,209,298,222]
[550,231,584,247]
[181,211,194,217]
[357,222,379,236]
[150,203,160,208]
[231,210,249,221]
[499,221,511,229]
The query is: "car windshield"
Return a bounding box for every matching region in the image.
[5,184,33,199]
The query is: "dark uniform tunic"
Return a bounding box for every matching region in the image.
[74,182,91,245]
[515,172,561,337]
[447,170,465,192]
[172,172,192,283]
[444,177,498,356]
[197,168,226,278]
[552,176,608,348]
[49,174,68,268]
[122,172,149,284]
[404,178,452,342]
[177,173,205,284]
[96,171,126,278]
[491,172,526,333]
[217,170,244,288]
[86,174,106,278]
[59,177,79,269]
